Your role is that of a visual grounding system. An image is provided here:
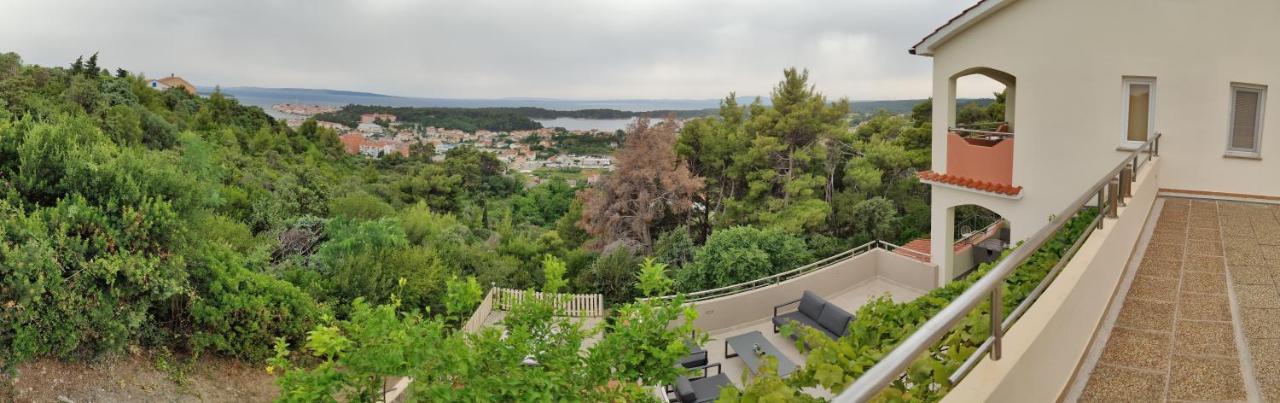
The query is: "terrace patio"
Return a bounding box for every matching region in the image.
[674,246,937,395]
[1070,197,1280,402]
[702,277,925,392]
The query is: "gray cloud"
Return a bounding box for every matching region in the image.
[0,0,1003,100]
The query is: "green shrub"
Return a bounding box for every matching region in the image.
[676,226,813,292]
[0,195,187,368]
[577,245,642,304]
[185,244,325,361]
[652,226,695,269]
[328,193,395,220]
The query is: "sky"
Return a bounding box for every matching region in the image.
[0,0,1002,101]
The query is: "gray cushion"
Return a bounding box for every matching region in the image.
[816,304,852,337]
[691,374,732,402]
[678,350,707,369]
[773,311,820,331]
[674,376,695,403]
[797,290,826,319]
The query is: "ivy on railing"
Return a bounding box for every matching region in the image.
[721,208,1099,402]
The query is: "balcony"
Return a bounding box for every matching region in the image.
[948,128,1014,185]
[655,242,938,393]
[837,134,1164,402]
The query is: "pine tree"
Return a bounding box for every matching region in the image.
[728,68,849,233]
[69,55,83,75]
[84,52,99,77]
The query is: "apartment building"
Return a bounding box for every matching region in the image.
[840,0,1280,401]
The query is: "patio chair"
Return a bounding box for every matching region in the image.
[666,363,734,403]
[678,340,708,369]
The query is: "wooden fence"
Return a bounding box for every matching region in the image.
[461,288,604,334]
[461,288,498,333]
[491,287,605,317]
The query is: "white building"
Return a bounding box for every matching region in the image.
[356,122,384,136]
[868,1,1280,401]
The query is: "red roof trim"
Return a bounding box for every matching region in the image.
[917,170,1022,197]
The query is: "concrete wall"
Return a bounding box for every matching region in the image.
[943,157,1160,402]
[688,249,937,333]
[927,0,1280,280]
[877,250,940,292]
[947,133,1015,186]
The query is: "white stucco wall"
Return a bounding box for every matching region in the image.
[926,0,1280,279]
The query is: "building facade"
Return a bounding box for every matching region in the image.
[919,0,1279,283]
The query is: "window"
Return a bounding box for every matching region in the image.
[1122,77,1156,144]
[1227,83,1266,157]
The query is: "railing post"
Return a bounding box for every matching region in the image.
[990,287,1003,360]
[1118,169,1131,203]
[1154,134,1160,156]
[1096,188,1105,229]
[1130,157,1138,183]
[1108,179,1120,218]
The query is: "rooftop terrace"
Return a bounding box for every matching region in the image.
[1071,197,1280,402]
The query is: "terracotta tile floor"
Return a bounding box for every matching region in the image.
[1078,198,1280,402]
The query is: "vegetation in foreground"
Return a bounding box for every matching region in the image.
[0,50,1009,401]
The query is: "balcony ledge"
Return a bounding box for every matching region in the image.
[942,157,1160,402]
[918,170,1023,199]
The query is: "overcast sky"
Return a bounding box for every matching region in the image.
[0,0,1000,101]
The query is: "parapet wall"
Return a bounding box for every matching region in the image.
[944,157,1161,402]
[688,249,938,333]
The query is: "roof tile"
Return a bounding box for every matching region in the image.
[916,170,1022,196]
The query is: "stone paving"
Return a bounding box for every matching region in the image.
[1220,200,1280,402]
[1079,198,1280,402]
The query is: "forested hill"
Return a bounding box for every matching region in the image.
[849,98,992,115]
[313,100,992,132]
[500,106,716,120]
[315,104,544,132]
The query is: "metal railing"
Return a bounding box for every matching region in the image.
[835,132,1160,402]
[647,240,913,303]
[955,219,1005,248]
[955,121,1007,130]
[951,127,1014,139]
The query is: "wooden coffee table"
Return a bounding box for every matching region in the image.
[724,330,796,377]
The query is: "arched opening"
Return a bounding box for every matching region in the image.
[950,204,1010,279]
[949,67,1015,131]
[921,67,1019,192]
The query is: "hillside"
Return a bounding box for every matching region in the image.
[0,52,1009,401]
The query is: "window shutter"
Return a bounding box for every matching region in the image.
[1232,89,1260,151]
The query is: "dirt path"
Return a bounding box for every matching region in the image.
[3,351,278,402]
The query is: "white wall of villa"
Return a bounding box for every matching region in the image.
[926,0,1280,281]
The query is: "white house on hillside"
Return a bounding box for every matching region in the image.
[865,1,1280,401]
[917,0,1278,284]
